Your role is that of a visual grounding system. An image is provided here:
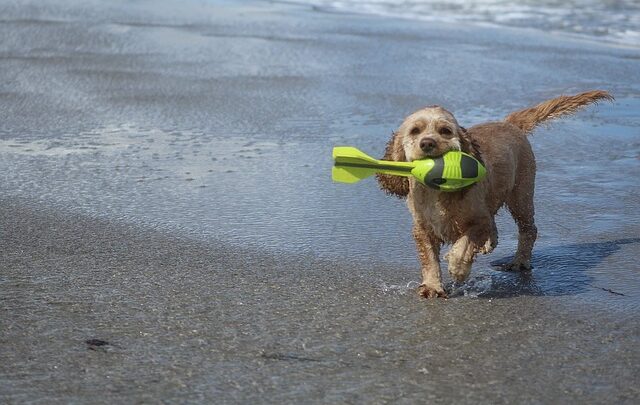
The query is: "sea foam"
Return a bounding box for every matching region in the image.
[288,0,640,47]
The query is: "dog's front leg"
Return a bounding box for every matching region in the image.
[413,223,446,298]
[446,235,477,283]
[446,225,488,282]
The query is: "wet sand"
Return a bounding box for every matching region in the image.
[1,0,640,403]
[2,198,639,403]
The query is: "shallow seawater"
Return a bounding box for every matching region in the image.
[1,98,639,310]
[0,0,638,311]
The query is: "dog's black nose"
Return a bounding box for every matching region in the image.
[420,138,437,152]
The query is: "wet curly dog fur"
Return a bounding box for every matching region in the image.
[377,90,613,298]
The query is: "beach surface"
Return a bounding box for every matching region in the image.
[1,0,639,403]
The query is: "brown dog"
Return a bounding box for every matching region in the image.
[377,91,613,298]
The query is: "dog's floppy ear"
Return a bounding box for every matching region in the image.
[376,131,409,198]
[457,126,483,164]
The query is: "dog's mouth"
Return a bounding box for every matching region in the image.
[423,151,444,159]
[412,148,452,160]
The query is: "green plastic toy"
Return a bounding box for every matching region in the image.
[332,146,486,191]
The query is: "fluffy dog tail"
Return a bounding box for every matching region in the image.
[504,90,614,134]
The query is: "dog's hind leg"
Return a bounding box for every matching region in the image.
[505,176,537,271]
[478,219,498,254]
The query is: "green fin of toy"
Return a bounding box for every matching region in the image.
[332,165,378,183]
[332,146,414,183]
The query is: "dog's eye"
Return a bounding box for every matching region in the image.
[410,126,421,135]
[439,127,453,136]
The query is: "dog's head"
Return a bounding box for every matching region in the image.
[399,105,467,160]
[377,105,481,197]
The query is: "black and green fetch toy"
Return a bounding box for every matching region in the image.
[332,146,486,191]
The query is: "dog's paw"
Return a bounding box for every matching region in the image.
[478,237,497,254]
[447,259,473,283]
[503,260,532,272]
[417,284,448,299]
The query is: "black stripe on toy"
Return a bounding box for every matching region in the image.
[424,157,444,190]
[460,155,479,178]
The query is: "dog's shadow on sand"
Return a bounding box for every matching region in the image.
[447,238,640,298]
